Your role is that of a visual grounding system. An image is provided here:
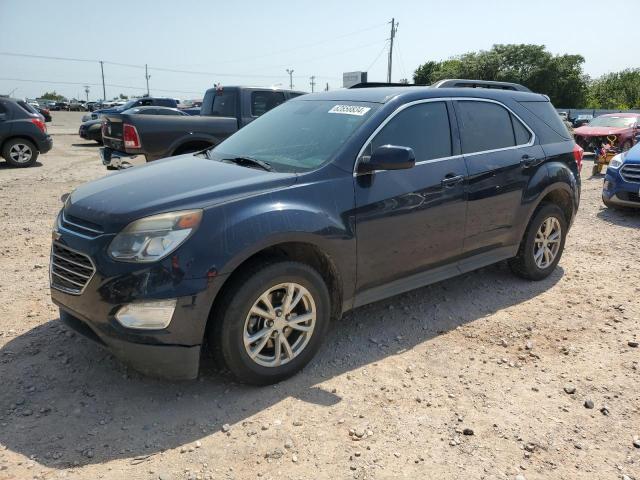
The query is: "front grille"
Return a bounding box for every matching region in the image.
[60,212,104,238]
[620,164,640,183]
[50,243,95,295]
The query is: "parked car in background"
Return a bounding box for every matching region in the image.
[100,86,304,167]
[573,114,593,128]
[83,97,178,122]
[52,82,581,383]
[0,97,52,167]
[180,107,201,115]
[574,113,640,152]
[69,101,86,111]
[79,106,188,144]
[54,101,70,111]
[603,142,640,209]
[35,106,52,122]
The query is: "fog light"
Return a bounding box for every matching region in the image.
[115,299,177,330]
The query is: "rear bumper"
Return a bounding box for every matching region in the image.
[35,135,53,154]
[100,146,137,168]
[60,310,201,380]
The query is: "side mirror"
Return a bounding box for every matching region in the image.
[358,145,415,174]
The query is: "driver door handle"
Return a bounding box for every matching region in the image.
[441,174,464,187]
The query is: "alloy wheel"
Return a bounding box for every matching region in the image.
[533,216,562,269]
[9,144,33,164]
[243,282,316,367]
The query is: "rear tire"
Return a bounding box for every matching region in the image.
[2,138,38,167]
[209,261,331,385]
[509,203,567,281]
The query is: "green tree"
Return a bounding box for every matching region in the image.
[586,69,640,109]
[119,93,129,100]
[40,91,65,101]
[413,44,588,107]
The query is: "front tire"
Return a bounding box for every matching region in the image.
[509,203,568,281]
[210,261,331,385]
[2,138,38,167]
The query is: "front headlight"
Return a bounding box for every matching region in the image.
[608,153,625,170]
[108,209,202,262]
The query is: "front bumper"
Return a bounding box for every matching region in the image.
[50,226,226,380]
[602,167,640,208]
[59,309,201,380]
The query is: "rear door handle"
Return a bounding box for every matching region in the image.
[521,155,542,168]
[441,174,464,187]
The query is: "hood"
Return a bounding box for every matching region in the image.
[65,154,297,233]
[574,125,630,137]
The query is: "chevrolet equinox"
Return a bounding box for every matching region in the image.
[50,84,582,385]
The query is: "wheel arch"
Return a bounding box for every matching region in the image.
[1,135,39,155]
[168,135,218,156]
[205,238,344,340]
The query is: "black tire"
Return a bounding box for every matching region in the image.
[2,138,39,167]
[209,261,331,385]
[509,203,568,281]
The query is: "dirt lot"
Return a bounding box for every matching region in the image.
[0,111,638,480]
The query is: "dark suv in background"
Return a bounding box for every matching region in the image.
[51,82,581,384]
[0,97,53,167]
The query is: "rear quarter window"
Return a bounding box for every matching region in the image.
[17,100,38,115]
[519,101,571,139]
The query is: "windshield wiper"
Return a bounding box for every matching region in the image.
[222,156,273,172]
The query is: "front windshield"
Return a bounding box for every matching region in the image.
[588,116,637,128]
[210,100,377,173]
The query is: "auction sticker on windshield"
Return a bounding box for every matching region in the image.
[328,105,371,116]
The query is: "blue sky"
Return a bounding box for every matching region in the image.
[1,0,638,100]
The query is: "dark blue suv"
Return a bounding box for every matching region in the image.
[602,141,640,208]
[50,83,581,384]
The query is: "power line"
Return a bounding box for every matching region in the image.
[0,77,202,95]
[365,41,389,72]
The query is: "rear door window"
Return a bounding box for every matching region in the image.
[456,101,516,154]
[251,91,286,117]
[368,101,452,161]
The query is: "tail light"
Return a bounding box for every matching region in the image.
[31,118,46,134]
[573,143,584,172]
[123,123,141,148]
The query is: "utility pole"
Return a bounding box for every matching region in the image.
[99,61,106,102]
[325,82,329,91]
[286,69,294,90]
[387,18,398,83]
[145,64,151,96]
[84,85,90,102]
[309,76,316,92]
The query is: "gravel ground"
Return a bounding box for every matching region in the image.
[0,111,638,480]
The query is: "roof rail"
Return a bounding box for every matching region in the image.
[431,79,531,92]
[349,82,425,89]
